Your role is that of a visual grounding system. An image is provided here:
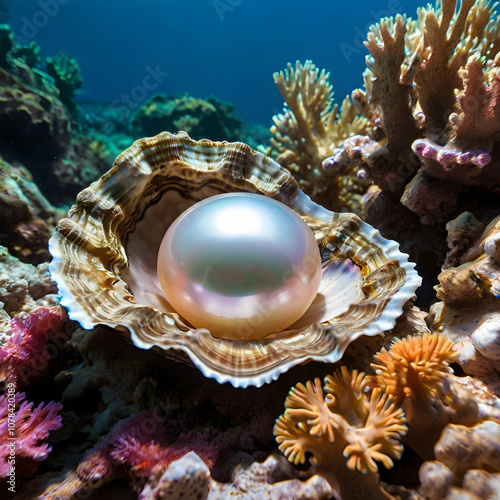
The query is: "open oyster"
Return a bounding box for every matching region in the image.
[49,131,421,387]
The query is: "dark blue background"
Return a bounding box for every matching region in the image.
[8,0,423,123]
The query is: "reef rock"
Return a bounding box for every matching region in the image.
[429,213,500,394]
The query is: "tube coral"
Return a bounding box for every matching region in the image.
[274,367,407,500]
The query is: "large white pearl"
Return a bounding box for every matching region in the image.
[157,193,322,340]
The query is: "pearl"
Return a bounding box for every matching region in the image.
[157,193,322,340]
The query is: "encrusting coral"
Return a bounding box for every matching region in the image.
[419,421,500,499]
[138,452,333,500]
[274,366,407,500]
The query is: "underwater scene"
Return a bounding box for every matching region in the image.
[1,0,500,498]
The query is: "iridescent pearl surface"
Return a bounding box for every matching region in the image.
[157,193,322,340]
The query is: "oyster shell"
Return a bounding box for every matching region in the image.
[49,131,421,387]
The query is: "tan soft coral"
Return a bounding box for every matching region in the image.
[274,367,407,500]
[270,60,370,213]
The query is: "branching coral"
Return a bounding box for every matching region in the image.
[270,60,371,212]
[0,391,62,478]
[270,1,500,298]
[274,367,407,500]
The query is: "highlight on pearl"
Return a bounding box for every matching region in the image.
[157,193,322,340]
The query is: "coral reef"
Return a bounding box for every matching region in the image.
[270,60,371,213]
[132,92,244,141]
[2,1,500,497]
[0,25,108,207]
[274,367,407,500]
[275,334,500,499]
[270,0,500,303]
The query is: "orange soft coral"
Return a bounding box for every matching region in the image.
[371,332,456,406]
[370,333,492,458]
[274,367,407,500]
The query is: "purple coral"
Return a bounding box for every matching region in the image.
[0,307,69,388]
[412,139,491,171]
[0,391,62,478]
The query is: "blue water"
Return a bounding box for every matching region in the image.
[7,0,423,123]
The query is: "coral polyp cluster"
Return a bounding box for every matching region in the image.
[370,332,457,406]
[274,367,407,499]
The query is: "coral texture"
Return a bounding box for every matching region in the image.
[0,391,62,478]
[429,213,500,394]
[0,157,61,263]
[270,1,500,303]
[419,421,500,498]
[0,307,69,388]
[274,367,407,500]
[139,452,333,500]
[0,246,59,340]
[270,60,370,212]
